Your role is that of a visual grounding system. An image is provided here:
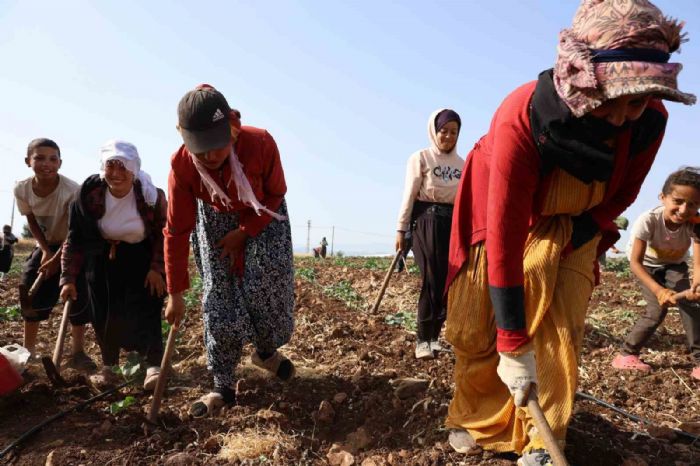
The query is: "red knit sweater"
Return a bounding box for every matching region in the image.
[446,81,667,352]
[164,126,287,294]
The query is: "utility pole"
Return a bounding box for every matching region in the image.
[306,220,311,254]
[330,226,335,257]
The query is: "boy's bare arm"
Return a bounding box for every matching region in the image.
[629,238,663,296]
[26,213,50,254]
[691,242,700,297]
[26,214,61,276]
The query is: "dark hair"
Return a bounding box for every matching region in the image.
[2,225,10,232]
[434,109,461,133]
[26,138,61,158]
[661,166,700,195]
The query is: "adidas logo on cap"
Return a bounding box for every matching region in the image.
[212,108,225,122]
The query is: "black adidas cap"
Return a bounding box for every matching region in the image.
[177,85,232,154]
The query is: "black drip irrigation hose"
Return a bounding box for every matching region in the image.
[0,379,133,460]
[576,391,700,442]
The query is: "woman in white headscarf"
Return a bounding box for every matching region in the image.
[396,109,464,360]
[60,140,167,389]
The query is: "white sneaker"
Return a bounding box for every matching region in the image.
[517,449,553,466]
[415,341,434,360]
[143,366,161,391]
[430,340,443,352]
[448,429,481,455]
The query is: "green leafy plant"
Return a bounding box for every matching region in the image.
[109,395,136,414]
[295,267,316,282]
[183,274,203,309]
[603,257,632,278]
[113,352,143,378]
[384,311,417,332]
[361,257,387,270]
[333,256,352,267]
[0,305,21,321]
[407,264,420,275]
[335,251,345,258]
[323,280,363,309]
[161,319,171,339]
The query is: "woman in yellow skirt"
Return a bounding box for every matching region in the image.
[443,1,695,464]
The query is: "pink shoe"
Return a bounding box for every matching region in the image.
[611,354,651,372]
[691,366,700,380]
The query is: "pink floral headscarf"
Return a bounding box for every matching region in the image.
[554,0,696,117]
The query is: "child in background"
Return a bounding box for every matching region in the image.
[0,225,19,280]
[612,167,700,379]
[13,138,95,370]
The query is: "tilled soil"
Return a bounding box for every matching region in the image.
[1,246,699,465]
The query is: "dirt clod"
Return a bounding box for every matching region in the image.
[393,378,429,399]
[327,443,355,466]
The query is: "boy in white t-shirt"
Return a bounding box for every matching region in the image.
[612,167,700,379]
[14,138,95,370]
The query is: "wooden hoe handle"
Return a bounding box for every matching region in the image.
[147,325,178,424]
[371,251,402,314]
[52,299,72,372]
[527,395,569,466]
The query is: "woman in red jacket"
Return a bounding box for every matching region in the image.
[444,1,695,464]
[164,85,295,417]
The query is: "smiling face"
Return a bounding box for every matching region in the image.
[104,159,135,198]
[587,94,652,127]
[436,121,459,152]
[660,184,700,228]
[26,146,61,183]
[192,142,232,170]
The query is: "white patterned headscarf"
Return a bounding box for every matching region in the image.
[99,139,158,206]
[189,147,286,220]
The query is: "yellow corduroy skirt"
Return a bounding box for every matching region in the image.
[445,214,600,453]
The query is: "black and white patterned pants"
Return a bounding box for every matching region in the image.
[192,200,295,388]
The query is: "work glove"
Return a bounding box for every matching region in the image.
[655,288,677,307]
[496,350,537,407]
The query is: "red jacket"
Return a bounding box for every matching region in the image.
[446,81,667,352]
[164,126,286,294]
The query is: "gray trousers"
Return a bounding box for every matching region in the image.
[621,262,700,360]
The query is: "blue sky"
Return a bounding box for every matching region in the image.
[0,0,698,255]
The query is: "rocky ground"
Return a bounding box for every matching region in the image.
[1,241,700,465]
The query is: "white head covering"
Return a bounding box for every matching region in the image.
[99,139,158,206]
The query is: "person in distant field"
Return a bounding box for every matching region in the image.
[313,237,329,258]
[0,225,19,280]
[61,140,167,390]
[164,84,295,417]
[396,108,464,360]
[13,138,95,370]
[612,167,700,379]
[598,216,628,266]
[442,1,695,463]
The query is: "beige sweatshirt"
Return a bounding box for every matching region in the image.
[396,109,465,231]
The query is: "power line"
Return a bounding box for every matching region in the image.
[291,223,393,239]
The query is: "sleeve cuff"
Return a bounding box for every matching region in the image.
[496,328,530,353]
[488,285,525,330]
